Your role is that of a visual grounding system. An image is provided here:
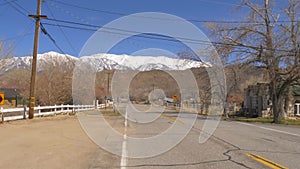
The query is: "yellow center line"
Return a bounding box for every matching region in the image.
[161,114,184,125]
[246,153,288,169]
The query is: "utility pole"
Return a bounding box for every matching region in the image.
[152,74,156,91]
[107,72,110,97]
[105,72,110,109]
[28,0,47,119]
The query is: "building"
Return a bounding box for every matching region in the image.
[0,88,22,106]
[243,83,271,117]
[293,86,300,116]
[243,83,300,117]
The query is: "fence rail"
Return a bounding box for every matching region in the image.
[0,102,107,123]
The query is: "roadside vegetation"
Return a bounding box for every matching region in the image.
[224,116,300,126]
[99,107,121,117]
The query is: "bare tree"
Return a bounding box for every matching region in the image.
[36,56,75,105]
[0,69,31,100]
[208,0,300,123]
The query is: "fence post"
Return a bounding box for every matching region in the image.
[1,107,4,124]
[54,104,57,115]
[23,107,27,119]
[67,104,69,115]
[61,104,63,113]
[38,105,41,116]
[95,100,98,109]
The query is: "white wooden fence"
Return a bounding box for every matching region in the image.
[0,102,108,122]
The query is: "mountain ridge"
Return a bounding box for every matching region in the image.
[0,51,209,73]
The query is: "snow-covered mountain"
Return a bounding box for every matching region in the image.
[0,52,77,73]
[0,51,209,73]
[81,53,209,71]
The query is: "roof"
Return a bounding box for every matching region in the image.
[0,88,21,98]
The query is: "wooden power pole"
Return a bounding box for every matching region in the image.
[28,0,47,119]
[105,72,110,109]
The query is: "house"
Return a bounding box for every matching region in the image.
[293,86,300,116]
[0,88,22,106]
[243,83,271,117]
[243,83,300,117]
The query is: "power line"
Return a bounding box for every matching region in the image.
[40,23,78,61]
[42,21,293,54]
[47,0,128,17]
[0,0,18,6]
[5,0,67,55]
[196,0,242,7]
[5,0,28,17]
[7,0,294,55]
[42,22,230,58]
[44,2,77,54]
[5,0,298,58]
[46,0,91,25]
[47,0,300,24]
[42,22,97,31]
[45,18,226,46]
[41,22,213,46]
[5,0,37,28]
[40,23,66,54]
[10,0,30,13]
[43,18,295,53]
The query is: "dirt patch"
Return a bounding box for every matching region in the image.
[0,114,120,169]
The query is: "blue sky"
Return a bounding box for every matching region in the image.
[1,0,251,57]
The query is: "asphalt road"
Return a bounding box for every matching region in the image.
[1,107,299,169]
[83,105,300,169]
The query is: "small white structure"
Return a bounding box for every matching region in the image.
[295,103,300,116]
[164,97,174,103]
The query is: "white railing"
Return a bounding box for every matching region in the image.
[0,102,107,122]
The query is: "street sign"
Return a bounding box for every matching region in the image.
[172,94,178,101]
[0,93,4,105]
